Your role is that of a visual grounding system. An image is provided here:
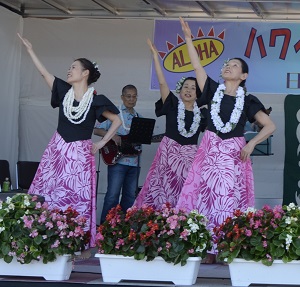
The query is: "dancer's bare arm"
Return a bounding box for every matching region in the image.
[147,38,170,103]
[18,33,55,89]
[179,17,207,91]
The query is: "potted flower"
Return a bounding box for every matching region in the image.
[0,193,90,280]
[214,203,300,286]
[95,203,212,285]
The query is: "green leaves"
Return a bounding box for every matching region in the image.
[1,243,10,256]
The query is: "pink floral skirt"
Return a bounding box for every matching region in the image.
[134,136,198,210]
[28,131,97,247]
[176,130,255,254]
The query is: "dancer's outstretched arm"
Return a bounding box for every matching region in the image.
[179,17,207,91]
[18,33,55,89]
[147,38,170,103]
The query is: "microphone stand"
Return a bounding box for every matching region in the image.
[135,145,142,197]
[96,151,101,202]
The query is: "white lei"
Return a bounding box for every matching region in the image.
[177,100,201,138]
[119,105,134,132]
[210,84,245,133]
[63,87,94,124]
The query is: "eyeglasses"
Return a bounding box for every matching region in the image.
[122,95,138,100]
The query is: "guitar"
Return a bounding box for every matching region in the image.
[100,133,165,165]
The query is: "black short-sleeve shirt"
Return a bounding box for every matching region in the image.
[155,91,206,145]
[51,77,119,143]
[201,77,267,140]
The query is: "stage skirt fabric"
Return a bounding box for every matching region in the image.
[134,136,198,210]
[28,131,97,247]
[176,130,254,253]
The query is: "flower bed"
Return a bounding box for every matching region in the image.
[0,193,90,264]
[214,203,300,265]
[96,203,212,266]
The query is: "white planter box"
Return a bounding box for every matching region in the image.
[229,258,300,287]
[0,255,73,281]
[95,254,201,285]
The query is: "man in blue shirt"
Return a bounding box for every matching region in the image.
[94,84,141,223]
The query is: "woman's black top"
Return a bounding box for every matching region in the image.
[201,77,266,140]
[51,77,119,143]
[155,91,207,145]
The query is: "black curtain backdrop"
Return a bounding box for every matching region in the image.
[283,94,300,205]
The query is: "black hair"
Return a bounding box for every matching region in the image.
[122,84,137,95]
[230,57,249,87]
[181,77,202,98]
[75,58,101,85]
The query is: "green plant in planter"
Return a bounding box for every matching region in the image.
[0,193,90,264]
[96,203,212,266]
[214,203,300,266]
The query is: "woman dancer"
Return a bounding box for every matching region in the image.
[134,39,207,209]
[176,18,276,263]
[18,33,121,248]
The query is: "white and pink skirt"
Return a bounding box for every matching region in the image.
[176,130,255,253]
[134,136,198,210]
[28,131,97,247]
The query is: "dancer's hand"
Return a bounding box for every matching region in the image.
[147,38,158,56]
[240,142,254,162]
[179,17,192,40]
[17,33,33,50]
[92,141,106,154]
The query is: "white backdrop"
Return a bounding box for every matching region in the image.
[0,8,22,186]
[0,7,285,222]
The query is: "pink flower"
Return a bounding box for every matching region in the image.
[115,238,125,249]
[254,220,262,229]
[51,240,60,248]
[45,222,53,229]
[29,229,38,238]
[38,214,46,223]
[180,229,190,240]
[166,215,179,229]
[266,254,272,261]
[35,202,41,209]
[23,215,33,228]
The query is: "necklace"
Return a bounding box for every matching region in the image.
[119,105,135,132]
[210,84,245,133]
[63,87,94,124]
[177,100,201,138]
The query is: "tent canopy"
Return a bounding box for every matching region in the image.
[1,0,300,22]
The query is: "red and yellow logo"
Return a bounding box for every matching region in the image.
[158,27,225,73]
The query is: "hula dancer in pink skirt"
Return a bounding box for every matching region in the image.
[18,33,121,249]
[134,39,207,210]
[176,18,276,263]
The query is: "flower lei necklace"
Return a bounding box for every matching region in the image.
[177,100,201,138]
[210,84,245,133]
[63,87,94,124]
[119,105,136,132]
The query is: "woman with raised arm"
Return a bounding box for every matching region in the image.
[134,39,207,209]
[176,18,276,263]
[17,33,121,249]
